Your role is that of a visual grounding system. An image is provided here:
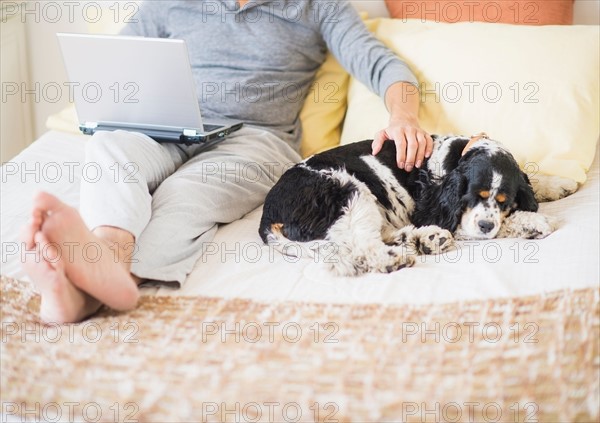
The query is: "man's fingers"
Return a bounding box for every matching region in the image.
[404,139,418,171]
[372,130,387,155]
[425,133,434,158]
[395,134,407,169]
[415,132,427,168]
[375,124,432,170]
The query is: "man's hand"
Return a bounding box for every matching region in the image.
[373,81,432,171]
[372,118,433,171]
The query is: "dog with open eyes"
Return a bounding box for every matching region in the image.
[259,134,578,276]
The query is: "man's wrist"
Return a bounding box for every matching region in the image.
[389,113,419,126]
[385,82,420,127]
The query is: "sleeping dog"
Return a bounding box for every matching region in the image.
[259,134,577,276]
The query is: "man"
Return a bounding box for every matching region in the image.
[21,0,432,323]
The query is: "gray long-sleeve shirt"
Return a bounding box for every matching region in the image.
[121,0,417,146]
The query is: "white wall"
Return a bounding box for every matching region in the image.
[21,2,98,139]
[17,0,600,140]
[25,13,87,139]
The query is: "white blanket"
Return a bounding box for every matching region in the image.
[2,130,598,305]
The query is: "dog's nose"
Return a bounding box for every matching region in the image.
[478,220,495,233]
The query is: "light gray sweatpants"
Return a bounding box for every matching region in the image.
[79,126,301,286]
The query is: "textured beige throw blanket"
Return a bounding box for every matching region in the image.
[1,276,598,422]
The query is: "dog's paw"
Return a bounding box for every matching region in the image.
[415,226,454,254]
[333,247,415,276]
[353,248,416,274]
[381,249,416,273]
[497,211,555,239]
[388,225,454,255]
[521,214,554,239]
[530,174,579,202]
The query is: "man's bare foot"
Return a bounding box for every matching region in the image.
[21,230,102,323]
[26,191,139,311]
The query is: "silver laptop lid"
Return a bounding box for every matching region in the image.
[57,33,203,131]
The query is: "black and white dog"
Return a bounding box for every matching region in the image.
[259,135,577,276]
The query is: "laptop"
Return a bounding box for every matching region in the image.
[57,33,243,146]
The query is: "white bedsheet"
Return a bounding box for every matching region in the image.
[2,130,598,305]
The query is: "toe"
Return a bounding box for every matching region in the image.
[34,231,64,271]
[20,211,45,249]
[32,191,66,215]
[20,221,36,249]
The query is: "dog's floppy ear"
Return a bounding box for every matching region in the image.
[515,171,538,212]
[413,169,467,232]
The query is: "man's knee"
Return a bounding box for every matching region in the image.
[85,131,122,165]
[150,173,196,212]
[199,157,292,187]
[86,130,118,152]
[85,130,153,163]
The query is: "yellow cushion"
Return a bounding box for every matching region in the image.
[298,12,377,157]
[341,19,600,183]
[299,53,350,157]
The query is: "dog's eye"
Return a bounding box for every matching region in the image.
[479,191,490,199]
[496,194,507,203]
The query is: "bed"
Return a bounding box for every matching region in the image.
[2,1,599,422]
[2,129,599,423]
[2,130,599,304]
